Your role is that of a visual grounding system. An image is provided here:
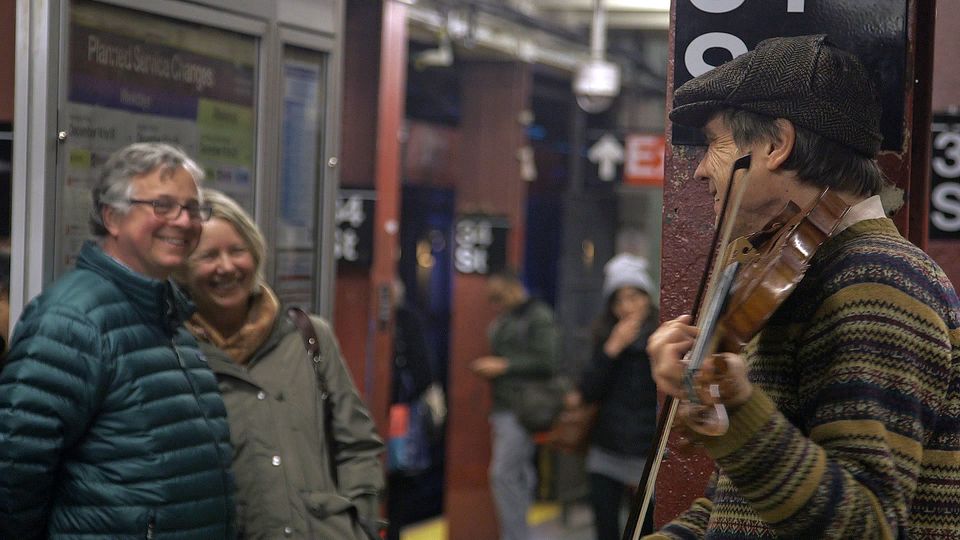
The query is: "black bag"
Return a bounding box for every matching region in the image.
[514,376,566,433]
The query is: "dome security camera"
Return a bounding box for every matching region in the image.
[573,58,621,114]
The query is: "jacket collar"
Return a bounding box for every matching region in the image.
[185,286,280,365]
[200,289,299,378]
[201,313,299,388]
[75,240,195,332]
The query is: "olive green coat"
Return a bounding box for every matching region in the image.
[488,298,559,412]
[199,312,384,540]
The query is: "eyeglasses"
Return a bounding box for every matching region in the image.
[127,198,213,222]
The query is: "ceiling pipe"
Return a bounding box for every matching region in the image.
[455,0,659,77]
[590,0,607,61]
[405,0,665,94]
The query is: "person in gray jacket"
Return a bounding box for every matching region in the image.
[177,189,384,539]
[471,270,559,540]
[0,142,235,539]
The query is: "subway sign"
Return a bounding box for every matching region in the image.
[453,214,509,275]
[930,114,960,240]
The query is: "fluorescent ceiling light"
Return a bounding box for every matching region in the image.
[536,0,670,12]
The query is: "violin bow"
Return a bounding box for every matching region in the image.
[621,154,752,540]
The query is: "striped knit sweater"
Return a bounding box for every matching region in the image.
[649,218,960,539]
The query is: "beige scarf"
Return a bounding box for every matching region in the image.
[186,284,280,365]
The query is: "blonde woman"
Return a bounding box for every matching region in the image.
[178,189,383,539]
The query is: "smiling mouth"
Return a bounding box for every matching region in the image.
[209,275,245,293]
[158,236,188,247]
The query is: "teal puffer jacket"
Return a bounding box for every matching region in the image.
[0,241,235,539]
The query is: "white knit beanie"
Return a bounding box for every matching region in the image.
[602,253,656,302]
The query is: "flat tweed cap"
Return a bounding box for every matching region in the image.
[670,34,882,157]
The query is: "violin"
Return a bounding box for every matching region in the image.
[621,155,851,540]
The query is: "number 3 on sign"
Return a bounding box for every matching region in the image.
[932,131,960,233]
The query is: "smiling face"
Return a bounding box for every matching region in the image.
[696,116,743,219]
[101,166,201,280]
[185,217,257,319]
[695,115,802,239]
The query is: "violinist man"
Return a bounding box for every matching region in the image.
[645,34,960,538]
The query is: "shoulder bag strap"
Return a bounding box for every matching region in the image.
[287,307,338,483]
[287,307,384,540]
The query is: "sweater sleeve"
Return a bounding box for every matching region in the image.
[643,472,716,540]
[702,283,952,538]
[313,317,385,522]
[0,306,106,540]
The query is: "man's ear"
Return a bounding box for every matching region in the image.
[764,119,796,170]
[101,205,123,237]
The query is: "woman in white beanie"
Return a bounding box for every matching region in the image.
[575,253,659,539]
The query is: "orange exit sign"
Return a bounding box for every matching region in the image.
[624,134,665,187]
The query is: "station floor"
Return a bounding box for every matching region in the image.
[400,501,596,540]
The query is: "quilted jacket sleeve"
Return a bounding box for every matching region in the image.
[0,305,107,539]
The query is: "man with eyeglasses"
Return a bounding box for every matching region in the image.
[0,142,236,539]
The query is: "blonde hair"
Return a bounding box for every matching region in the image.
[198,189,266,281]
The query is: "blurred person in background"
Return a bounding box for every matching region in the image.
[571,253,658,540]
[177,189,384,539]
[471,269,559,540]
[385,278,445,540]
[0,142,235,538]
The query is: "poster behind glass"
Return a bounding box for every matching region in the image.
[57,0,258,272]
[274,46,326,310]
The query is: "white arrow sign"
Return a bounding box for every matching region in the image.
[588,133,624,182]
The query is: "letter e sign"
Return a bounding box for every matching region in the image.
[624,134,665,187]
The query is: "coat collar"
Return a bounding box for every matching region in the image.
[75,240,195,332]
[199,287,300,378]
[185,286,280,365]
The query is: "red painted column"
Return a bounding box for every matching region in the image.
[445,61,532,540]
[334,0,405,435]
[363,0,407,433]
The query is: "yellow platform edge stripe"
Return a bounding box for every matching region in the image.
[401,502,561,540]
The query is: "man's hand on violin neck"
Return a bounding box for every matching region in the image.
[647,315,698,397]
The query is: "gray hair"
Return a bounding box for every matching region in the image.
[89,142,205,237]
[718,109,887,197]
[200,188,267,282]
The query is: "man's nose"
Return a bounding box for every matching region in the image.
[693,159,709,183]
